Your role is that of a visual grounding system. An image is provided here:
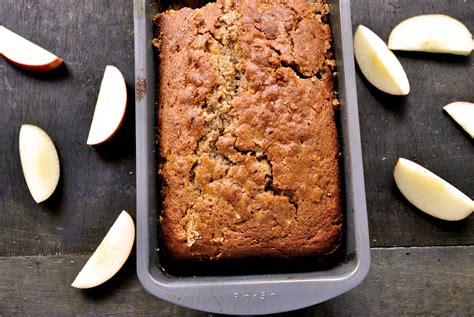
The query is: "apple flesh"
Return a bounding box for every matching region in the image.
[354,25,410,95]
[19,124,60,203]
[388,15,473,56]
[444,101,474,138]
[86,65,127,145]
[394,158,474,221]
[0,26,63,71]
[71,211,135,289]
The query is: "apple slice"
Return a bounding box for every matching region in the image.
[388,15,473,56]
[19,124,60,203]
[0,26,63,71]
[71,211,135,289]
[354,25,410,95]
[444,101,474,138]
[86,65,127,145]
[394,158,474,221]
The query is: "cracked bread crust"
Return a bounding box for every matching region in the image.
[154,0,342,260]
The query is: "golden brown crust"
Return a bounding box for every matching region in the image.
[155,0,341,260]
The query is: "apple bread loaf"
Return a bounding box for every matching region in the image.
[154,0,342,260]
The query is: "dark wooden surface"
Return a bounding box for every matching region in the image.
[353,0,474,248]
[0,0,136,257]
[1,247,473,316]
[0,0,472,315]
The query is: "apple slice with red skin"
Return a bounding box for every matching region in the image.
[87,65,127,146]
[0,25,63,71]
[71,211,135,289]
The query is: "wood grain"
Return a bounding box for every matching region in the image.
[0,0,136,257]
[0,247,472,316]
[0,0,473,315]
[0,0,471,259]
[351,0,474,247]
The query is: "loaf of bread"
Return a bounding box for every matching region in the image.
[154,0,342,260]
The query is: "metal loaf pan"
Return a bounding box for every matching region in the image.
[134,0,370,314]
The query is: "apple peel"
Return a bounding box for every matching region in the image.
[444,101,474,138]
[394,158,474,221]
[71,211,135,289]
[19,124,60,203]
[0,25,63,71]
[354,25,410,95]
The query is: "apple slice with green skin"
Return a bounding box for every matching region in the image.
[354,25,410,95]
[71,211,135,289]
[444,101,474,138]
[394,158,474,221]
[86,65,127,145]
[0,26,63,71]
[388,15,473,56]
[19,124,60,203]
